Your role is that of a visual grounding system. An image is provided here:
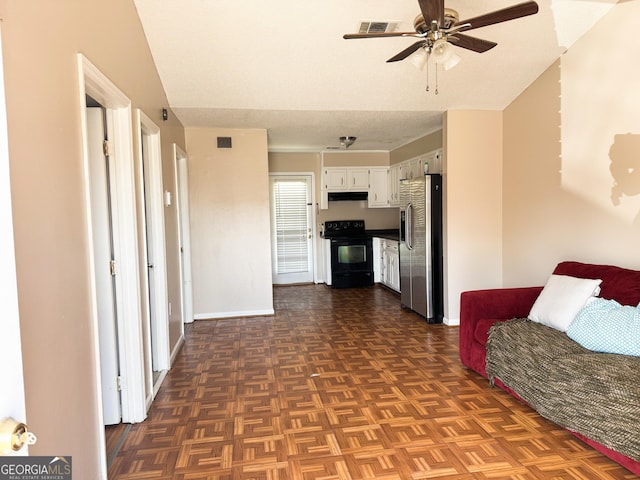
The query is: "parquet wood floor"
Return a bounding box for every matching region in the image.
[108,284,638,479]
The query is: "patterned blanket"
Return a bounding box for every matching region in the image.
[486,318,640,461]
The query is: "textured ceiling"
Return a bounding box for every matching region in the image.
[134,0,616,152]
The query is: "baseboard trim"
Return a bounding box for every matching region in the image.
[444,316,460,327]
[194,309,275,320]
[170,335,185,365]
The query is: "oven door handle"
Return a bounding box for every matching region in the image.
[405,203,413,250]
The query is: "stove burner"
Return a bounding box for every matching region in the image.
[322,219,366,238]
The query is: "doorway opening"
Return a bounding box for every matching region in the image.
[133,109,170,400]
[174,144,194,329]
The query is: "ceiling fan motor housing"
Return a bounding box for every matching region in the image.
[413,8,458,33]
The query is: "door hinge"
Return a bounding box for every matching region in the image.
[110,259,116,276]
[116,376,123,392]
[103,140,111,157]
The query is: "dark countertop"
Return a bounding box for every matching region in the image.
[367,229,400,241]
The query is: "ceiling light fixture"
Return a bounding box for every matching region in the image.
[409,46,429,71]
[432,39,461,71]
[340,136,357,149]
[409,39,460,94]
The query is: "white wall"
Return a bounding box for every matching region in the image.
[186,127,274,318]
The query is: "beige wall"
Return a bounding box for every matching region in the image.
[322,150,389,167]
[390,129,443,165]
[186,127,273,318]
[0,0,185,477]
[443,110,503,323]
[502,0,640,286]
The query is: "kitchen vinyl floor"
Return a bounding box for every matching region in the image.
[107,284,637,479]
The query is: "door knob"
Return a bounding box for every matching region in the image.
[0,417,37,454]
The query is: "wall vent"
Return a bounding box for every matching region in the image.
[358,21,398,34]
[217,136,232,149]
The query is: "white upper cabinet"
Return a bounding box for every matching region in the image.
[323,167,369,191]
[368,167,389,208]
[348,168,369,190]
[324,168,348,190]
[388,164,401,207]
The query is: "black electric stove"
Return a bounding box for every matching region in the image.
[322,220,373,288]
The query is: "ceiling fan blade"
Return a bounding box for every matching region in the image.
[456,1,539,32]
[418,0,444,26]
[343,32,422,39]
[447,33,497,53]
[386,41,426,62]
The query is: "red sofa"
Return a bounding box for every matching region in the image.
[459,261,640,475]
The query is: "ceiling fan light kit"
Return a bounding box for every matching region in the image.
[432,39,461,70]
[343,0,539,92]
[409,47,429,71]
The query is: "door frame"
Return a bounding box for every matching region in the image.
[77,54,147,430]
[268,172,317,284]
[173,144,194,329]
[0,24,29,455]
[133,109,170,402]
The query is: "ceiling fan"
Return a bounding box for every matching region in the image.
[343,0,539,69]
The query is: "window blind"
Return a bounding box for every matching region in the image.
[272,178,309,274]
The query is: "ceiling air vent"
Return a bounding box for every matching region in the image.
[358,21,398,34]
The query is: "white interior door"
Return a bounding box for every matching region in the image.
[174,145,194,324]
[86,106,121,425]
[0,26,29,455]
[270,174,315,284]
[135,109,169,398]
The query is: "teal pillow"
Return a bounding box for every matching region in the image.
[567,298,640,356]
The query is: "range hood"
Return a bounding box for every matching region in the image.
[327,191,368,202]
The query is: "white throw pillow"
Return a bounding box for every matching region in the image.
[528,274,602,332]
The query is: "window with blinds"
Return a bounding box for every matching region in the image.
[271,177,311,274]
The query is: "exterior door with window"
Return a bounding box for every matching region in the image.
[270,175,314,284]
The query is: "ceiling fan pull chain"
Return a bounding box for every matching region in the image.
[435,64,439,95]
[425,61,430,92]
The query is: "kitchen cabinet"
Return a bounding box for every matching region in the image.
[324,168,348,190]
[348,168,369,190]
[372,237,382,283]
[400,156,424,180]
[323,167,370,191]
[368,167,389,208]
[388,164,401,207]
[377,238,400,292]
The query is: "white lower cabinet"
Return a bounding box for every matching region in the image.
[376,238,400,292]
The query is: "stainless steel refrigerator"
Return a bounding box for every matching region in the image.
[399,173,443,323]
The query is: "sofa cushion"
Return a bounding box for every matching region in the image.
[567,298,640,356]
[528,274,602,332]
[474,318,503,347]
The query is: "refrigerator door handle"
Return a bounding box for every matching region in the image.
[405,203,413,250]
